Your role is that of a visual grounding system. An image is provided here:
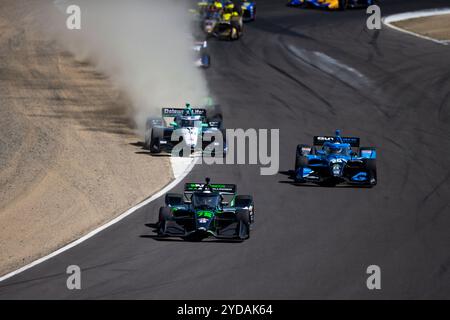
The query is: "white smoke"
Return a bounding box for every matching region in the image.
[47,0,209,133]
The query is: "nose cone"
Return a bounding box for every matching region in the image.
[331,163,344,177]
[197,217,211,230]
[182,127,199,147]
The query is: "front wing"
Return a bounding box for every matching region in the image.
[160,216,249,240]
[295,163,373,185]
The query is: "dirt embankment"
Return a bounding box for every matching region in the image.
[0,0,172,275]
[393,13,450,41]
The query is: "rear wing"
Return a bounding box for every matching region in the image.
[162,108,207,117]
[313,136,360,147]
[184,183,236,195]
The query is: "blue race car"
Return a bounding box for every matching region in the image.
[241,1,256,22]
[294,130,377,187]
[287,0,375,10]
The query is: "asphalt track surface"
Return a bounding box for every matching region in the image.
[1,0,450,299]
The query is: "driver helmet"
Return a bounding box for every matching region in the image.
[329,143,343,154]
[182,103,193,116]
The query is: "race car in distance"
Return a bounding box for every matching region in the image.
[193,40,210,68]
[202,4,244,40]
[294,130,377,187]
[144,104,226,156]
[197,0,256,22]
[157,178,254,241]
[214,11,243,40]
[287,0,375,10]
[241,1,256,22]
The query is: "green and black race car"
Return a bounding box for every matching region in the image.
[157,178,254,241]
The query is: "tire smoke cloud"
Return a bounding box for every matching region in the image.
[47,0,209,133]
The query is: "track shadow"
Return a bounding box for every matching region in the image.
[130,141,150,155]
[147,154,173,158]
[130,141,144,148]
[129,141,174,157]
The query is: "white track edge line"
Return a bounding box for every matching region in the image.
[0,157,198,282]
[383,8,450,46]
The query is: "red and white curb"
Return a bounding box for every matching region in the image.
[383,8,450,45]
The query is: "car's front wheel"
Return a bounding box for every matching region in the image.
[158,207,173,235]
[236,209,250,240]
[234,195,254,223]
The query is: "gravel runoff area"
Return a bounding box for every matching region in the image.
[0,0,172,276]
[392,13,450,42]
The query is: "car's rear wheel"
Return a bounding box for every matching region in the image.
[295,144,313,171]
[295,156,309,172]
[236,209,250,240]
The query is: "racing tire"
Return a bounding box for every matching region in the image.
[144,117,163,150]
[234,195,254,224]
[236,209,250,240]
[365,159,377,186]
[158,207,173,235]
[295,155,309,172]
[165,193,184,206]
[295,144,312,171]
[296,144,315,157]
[221,128,228,158]
[231,27,239,41]
[149,130,161,154]
[208,104,223,125]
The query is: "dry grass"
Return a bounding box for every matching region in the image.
[0,0,172,276]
